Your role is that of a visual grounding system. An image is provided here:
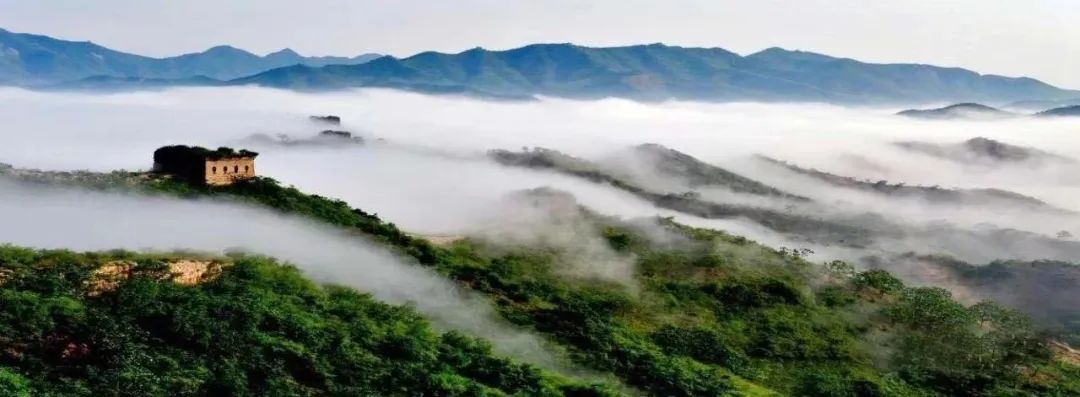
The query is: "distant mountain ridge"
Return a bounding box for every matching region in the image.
[1038,105,1080,117]
[235,43,1078,104]
[757,155,1069,213]
[2,27,1078,104]
[0,27,381,84]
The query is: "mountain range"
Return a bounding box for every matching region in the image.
[236,44,1079,103]
[0,27,380,84]
[2,27,1079,104]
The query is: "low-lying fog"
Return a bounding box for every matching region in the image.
[2,85,1080,317]
[4,87,1080,242]
[0,179,583,375]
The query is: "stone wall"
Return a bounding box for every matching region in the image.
[204,157,255,186]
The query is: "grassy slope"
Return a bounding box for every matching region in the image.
[2,170,1079,396]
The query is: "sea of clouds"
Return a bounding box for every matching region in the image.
[3,85,1080,355]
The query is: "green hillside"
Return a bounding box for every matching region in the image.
[2,169,1078,396]
[0,247,612,396]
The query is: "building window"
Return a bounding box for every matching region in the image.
[244,165,249,173]
[212,166,217,174]
[234,165,239,173]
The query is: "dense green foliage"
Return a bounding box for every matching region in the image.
[0,246,612,396]
[899,253,1080,345]
[3,171,1078,396]
[146,176,1079,396]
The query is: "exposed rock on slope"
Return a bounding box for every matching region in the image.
[90,260,223,294]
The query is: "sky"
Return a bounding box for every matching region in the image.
[0,0,1078,87]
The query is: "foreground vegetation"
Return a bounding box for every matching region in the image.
[876,253,1080,345]
[154,175,1080,395]
[2,169,1079,395]
[0,247,613,396]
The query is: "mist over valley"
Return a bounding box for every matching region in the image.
[3,12,1080,393]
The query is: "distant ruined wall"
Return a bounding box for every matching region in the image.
[204,158,255,186]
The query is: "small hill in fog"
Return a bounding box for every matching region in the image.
[895,137,1074,165]
[625,143,807,200]
[1038,105,1080,117]
[1005,97,1080,111]
[897,103,1015,120]
[489,147,874,246]
[759,155,1070,213]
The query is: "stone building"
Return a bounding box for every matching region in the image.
[153,145,258,186]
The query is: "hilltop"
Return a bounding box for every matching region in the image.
[1006,97,1080,111]
[1038,105,1080,117]
[896,137,1074,166]
[897,103,1015,120]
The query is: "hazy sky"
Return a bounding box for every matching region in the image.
[1,0,1078,87]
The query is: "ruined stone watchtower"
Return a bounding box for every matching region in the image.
[153,145,258,186]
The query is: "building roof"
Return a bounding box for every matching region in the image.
[154,145,259,164]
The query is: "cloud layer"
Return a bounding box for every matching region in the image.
[0,179,577,374]
[3,86,1080,329]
